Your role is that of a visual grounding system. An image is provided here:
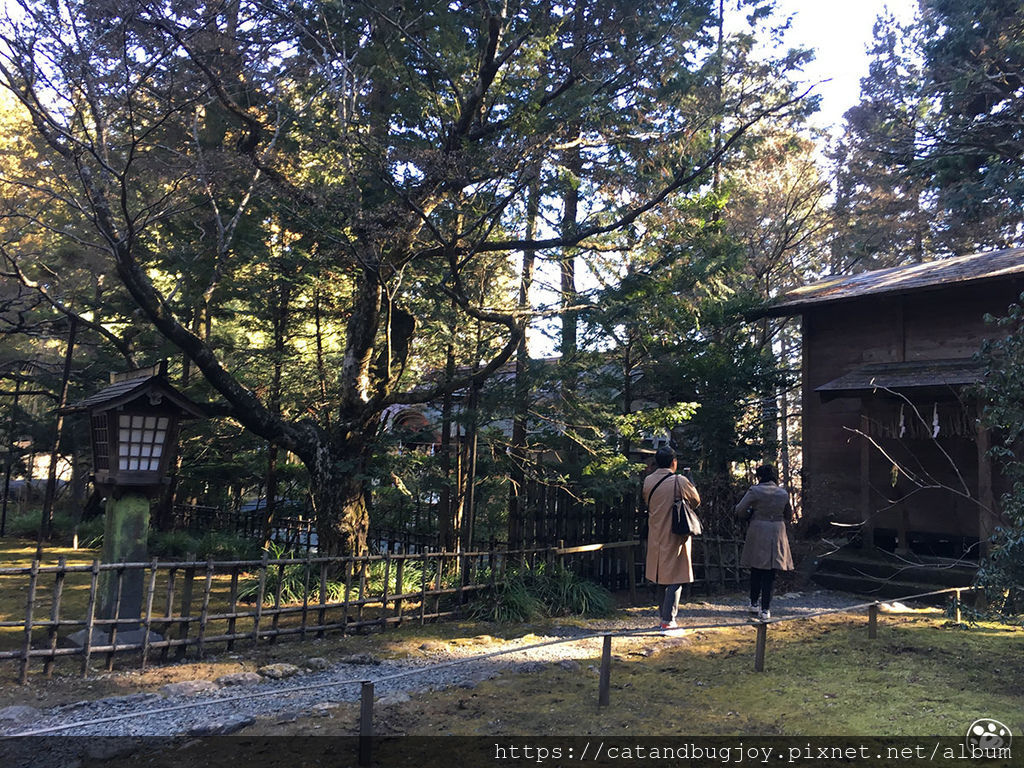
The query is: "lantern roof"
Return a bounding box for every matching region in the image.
[65,361,206,419]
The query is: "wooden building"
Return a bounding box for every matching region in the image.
[763,248,1024,558]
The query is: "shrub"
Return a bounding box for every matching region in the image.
[470,570,545,622]
[469,562,615,622]
[148,530,262,561]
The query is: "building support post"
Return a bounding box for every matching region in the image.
[976,411,997,559]
[860,401,874,550]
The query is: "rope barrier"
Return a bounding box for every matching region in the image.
[1,584,978,744]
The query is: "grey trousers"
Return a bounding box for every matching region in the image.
[660,583,685,624]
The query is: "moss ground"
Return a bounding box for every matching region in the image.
[249,612,1022,740]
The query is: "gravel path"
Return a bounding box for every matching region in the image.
[0,589,884,746]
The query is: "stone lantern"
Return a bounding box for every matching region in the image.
[66,361,205,645]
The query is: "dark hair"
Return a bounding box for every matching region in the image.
[654,446,677,468]
[755,464,778,483]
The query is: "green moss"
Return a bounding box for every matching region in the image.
[372,613,1023,739]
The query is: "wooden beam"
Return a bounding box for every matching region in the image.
[976,409,996,557]
[860,401,874,550]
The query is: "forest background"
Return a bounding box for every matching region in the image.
[1,0,1023,576]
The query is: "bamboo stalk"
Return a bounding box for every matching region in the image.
[81,560,100,678]
[106,565,125,672]
[197,559,214,659]
[270,561,285,645]
[177,554,196,660]
[394,549,404,625]
[627,544,637,605]
[141,559,159,670]
[19,559,39,684]
[435,551,444,617]
[317,560,328,639]
[717,537,725,590]
[343,558,353,634]
[44,556,66,678]
[420,553,428,626]
[380,551,391,630]
[160,567,176,663]
[733,539,741,586]
[253,550,269,647]
[456,552,466,615]
[357,559,367,624]
[226,565,239,651]
[300,552,312,640]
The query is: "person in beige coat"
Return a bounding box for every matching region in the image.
[643,446,701,630]
[735,464,794,620]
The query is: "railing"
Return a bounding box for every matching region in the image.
[0,536,749,681]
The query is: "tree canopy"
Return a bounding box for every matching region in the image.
[0,0,821,553]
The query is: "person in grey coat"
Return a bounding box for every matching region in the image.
[735,464,794,620]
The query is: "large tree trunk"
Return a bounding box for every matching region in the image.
[309,437,373,557]
[40,317,78,552]
[508,171,541,551]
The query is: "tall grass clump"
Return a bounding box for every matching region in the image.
[470,563,614,622]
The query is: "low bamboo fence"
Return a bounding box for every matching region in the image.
[0,536,747,682]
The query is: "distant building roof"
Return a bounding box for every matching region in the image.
[815,358,985,402]
[760,248,1024,317]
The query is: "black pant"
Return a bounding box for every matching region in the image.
[749,568,776,611]
[660,584,684,624]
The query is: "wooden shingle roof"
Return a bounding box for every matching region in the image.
[761,248,1024,317]
[815,358,985,402]
[65,369,206,418]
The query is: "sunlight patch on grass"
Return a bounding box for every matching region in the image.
[361,613,1023,739]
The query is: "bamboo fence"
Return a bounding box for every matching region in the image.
[0,536,744,681]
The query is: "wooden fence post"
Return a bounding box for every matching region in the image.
[177,553,196,659]
[301,552,313,639]
[953,589,962,624]
[343,558,354,634]
[270,559,285,645]
[754,621,767,672]
[253,550,269,647]
[317,560,328,638]
[598,634,612,707]
[81,559,100,678]
[226,565,240,651]
[197,558,214,659]
[44,556,67,678]
[357,558,367,624]
[420,553,429,625]
[394,547,405,625]
[141,559,159,670]
[106,564,126,671]
[627,544,637,605]
[160,566,177,663]
[868,603,878,639]
[381,550,391,630]
[456,552,466,615]
[359,680,374,767]
[19,559,39,684]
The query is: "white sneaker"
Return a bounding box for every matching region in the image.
[748,603,760,614]
[759,610,771,620]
